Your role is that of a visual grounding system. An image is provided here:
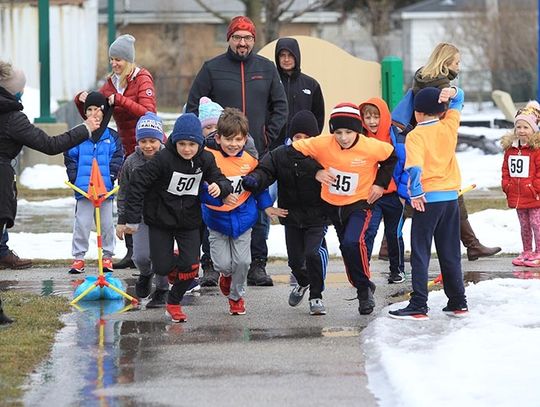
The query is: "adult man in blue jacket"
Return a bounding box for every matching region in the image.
[187,16,288,286]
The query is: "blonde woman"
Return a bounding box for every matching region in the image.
[75,34,157,269]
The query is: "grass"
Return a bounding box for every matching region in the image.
[17,186,70,201]
[464,197,508,214]
[0,292,70,405]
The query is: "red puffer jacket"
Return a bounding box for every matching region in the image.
[75,67,156,156]
[501,131,540,208]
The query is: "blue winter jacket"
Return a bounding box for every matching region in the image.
[389,125,410,203]
[64,127,124,200]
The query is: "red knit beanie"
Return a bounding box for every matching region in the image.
[227,16,256,41]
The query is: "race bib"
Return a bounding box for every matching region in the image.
[167,172,203,196]
[508,155,530,178]
[328,167,359,196]
[229,175,244,194]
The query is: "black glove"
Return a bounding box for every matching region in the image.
[242,174,259,191]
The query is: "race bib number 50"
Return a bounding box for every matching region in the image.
[328,167,359,196]
[167,172,203,196]
[508,155,530,178]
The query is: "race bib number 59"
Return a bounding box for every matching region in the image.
[508,155,530,178]
[167,172,203,196]
[328,167,359,196]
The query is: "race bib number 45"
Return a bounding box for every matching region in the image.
[167,172,203,196]
[328,167,359,196]
[508,155,530,178]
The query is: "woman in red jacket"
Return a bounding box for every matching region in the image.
[501,103,540,267]
[75,34,157,268]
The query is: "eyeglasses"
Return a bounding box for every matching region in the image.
[231,34,254,43]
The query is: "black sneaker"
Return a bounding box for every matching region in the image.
[135,274,153,299]
[288,284,309,307]
[0,310,13,325]
[389,304,429,320]
[442,304,469,317]
[146,289,168,308]
[247,259,273,286]
[358,281,376,315]
[388,272,405,284]
[200,260,219,287]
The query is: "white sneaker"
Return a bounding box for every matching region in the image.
[309,298,326,315]
[288,284,309,307]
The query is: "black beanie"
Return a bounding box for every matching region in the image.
[84,91,107,115]
[329,103,363,133]
[289,110,320,138]
[414,87,446,115]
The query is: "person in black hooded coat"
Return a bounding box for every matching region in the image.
[271,37,325,149]
[0,61,99,324]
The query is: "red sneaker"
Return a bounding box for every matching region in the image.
[102,258,113,273]
[69,259,85,274]
[219,274,232,296]
[229,298,246,315]
[166,304,187,323]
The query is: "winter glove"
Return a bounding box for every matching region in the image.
[242,174,259,191]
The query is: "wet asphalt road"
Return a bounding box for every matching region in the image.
[0,256,519,406]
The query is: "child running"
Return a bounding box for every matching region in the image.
[202,107,275,315]
[501,102,540,267]
[242,110,331,315]
[116,112,170,307]
[389,86,468,320]
[291,103,397,315]
[124,113,232,322]
[64,91,124,274]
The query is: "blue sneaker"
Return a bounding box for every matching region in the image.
[388,304,429,320]
[185,278,201,295]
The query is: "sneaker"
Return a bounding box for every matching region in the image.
[358,281,376,315]
[288,284,309,307]
[185,278,201,295]
[102,258,113,273]
[200,259,219,287]
[146,289,168,308]
[68,259,85,274]
[0,250,32,270]
[442,305,469,317]
[0,310,14,325]
[309,298,327,315]
[219,274,232,297]
[229,298,246,315]
[135,274,153,298]
[512,251,533,266]
[388,272,405,284]
[247,259,273,286]
[165,303,187,323]
[388,304,429,320]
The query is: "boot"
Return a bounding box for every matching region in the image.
[247,258,273,286]
[378,236,389,261]
[0,250,32,270]
[113,234,135,269]
[461,218,501,261]
[199,257,219,287]
[0,298,13,325]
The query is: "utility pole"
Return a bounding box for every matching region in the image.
[35,0,55,123]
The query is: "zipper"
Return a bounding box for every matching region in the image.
[241,61,246,114]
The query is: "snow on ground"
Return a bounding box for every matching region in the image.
[363,278,540,407]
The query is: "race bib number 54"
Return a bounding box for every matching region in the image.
[328,167,359,196]
[167,172,203,196]
[508,155,530,178]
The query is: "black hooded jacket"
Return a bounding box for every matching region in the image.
[0,86,90,228]
[272,38,325,149]
[124,138,232,230]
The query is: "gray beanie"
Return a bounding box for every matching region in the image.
[0,63,26,95]
[109,34,136,63]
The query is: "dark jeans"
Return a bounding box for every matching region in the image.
[285,225,328,300]
[365,193,405,274]
[0,227,8,258]
[200,223,211,264]
[251,210,269,262]
[409,200,466,309]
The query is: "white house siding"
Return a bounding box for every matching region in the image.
[0,0,98,103]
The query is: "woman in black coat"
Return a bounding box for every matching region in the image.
[0,61,100,324]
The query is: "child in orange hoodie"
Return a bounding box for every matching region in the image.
[360,98,409,284]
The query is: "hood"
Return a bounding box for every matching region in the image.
[275,37,301,77]
[0,86,23,114]
[165,136,203,160]
[413,67,457,93]
[359,97,392,143]
[78,94,114,142]
[501,130,540,150]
